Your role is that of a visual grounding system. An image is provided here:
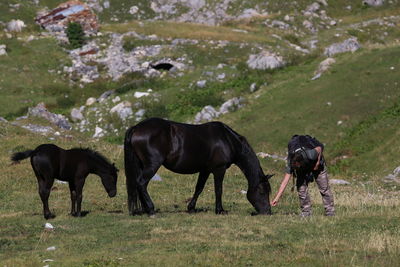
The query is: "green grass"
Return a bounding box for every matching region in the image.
[1,122,400,266]
[2,1,400,265]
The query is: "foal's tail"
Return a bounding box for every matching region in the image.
[124,127,142,215]
[11,150,34,163]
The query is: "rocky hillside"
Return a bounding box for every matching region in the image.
[0,0,399,178]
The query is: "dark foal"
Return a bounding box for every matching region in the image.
[11,144,118,219]
[124,117,273,216]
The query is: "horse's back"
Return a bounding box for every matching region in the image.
[128,118,237,173]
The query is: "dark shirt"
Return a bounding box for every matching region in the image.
[285,135,324,175]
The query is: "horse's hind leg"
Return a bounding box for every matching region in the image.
[34,171,55,219]
[213,168,227,214]
[136,163,161,215]
[187,171,210,213]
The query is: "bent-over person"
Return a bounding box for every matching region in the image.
[271,135,335,216]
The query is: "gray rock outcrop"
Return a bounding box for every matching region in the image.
[324,38,361,57]
[28,103,71,130]
[247,51,285,70]
[363,0,385,6]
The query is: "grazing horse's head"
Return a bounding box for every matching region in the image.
[100,162,118,198]
[247,174,273,215]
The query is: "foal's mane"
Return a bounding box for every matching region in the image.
[71,147,113,168]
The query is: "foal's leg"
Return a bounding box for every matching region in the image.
[37,177,55,219]
[32,165,55,219]
[69,182,77,216]
[74,177,86,217]
[213,168,227,214]
[187,171,210,213]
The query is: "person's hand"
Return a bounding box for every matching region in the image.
[271,199,278,206]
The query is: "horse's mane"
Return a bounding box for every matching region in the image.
[71,147,114,168]
[220,123,267,189]
[220,123,255,156]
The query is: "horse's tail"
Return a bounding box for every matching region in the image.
[11,150,34,163]
[124,126,142,215]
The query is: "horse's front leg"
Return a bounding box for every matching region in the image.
[73,178,86,217]
[213,168,227,214]
[69,182,77,216]
[188,171,210,213]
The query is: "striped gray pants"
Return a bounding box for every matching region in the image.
[296,167,335,216]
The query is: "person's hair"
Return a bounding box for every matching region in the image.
[290,152,306,169]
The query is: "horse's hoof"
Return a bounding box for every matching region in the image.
[44,213,56,219]
[149,214,157,219]
[216,210,228,215]
[187,208,196,214]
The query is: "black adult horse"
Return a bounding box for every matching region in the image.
[11,144,118,219]
[124,117,273,216]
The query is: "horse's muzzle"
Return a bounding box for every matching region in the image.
[108,190,117,197]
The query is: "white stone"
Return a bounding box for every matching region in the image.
[7,19,25,32]
[134,91,150,98]
[86,97,97,106]
[44,223,54,230]
[330,179,351,185]
[110,101,133,120]
[70,108,84,121]
[194,105,219,123]
[196,80,207,88]
[129,6,139,14]
[93,126,104,138]
[0,45,6,56]
[112,96,121,103]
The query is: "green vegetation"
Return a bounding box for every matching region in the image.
[1,0,400,265]
[1,123,400,266]
[66,22,85,49]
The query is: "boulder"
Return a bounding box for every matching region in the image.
[324,38,361,57]
[196,80,207,88]
[92,126,104,138]
[129,6,139,15]
[329,179,351,185]
[110,101,133,120]
[385,166,400,180]
[86,97,96,106]
[20,124,54,135]
[219,97,244,114]
[311,57,336,80]
[362,0,384,6]
[247,51,285,70]
[194,106,219,123]
[0,45,6,56]
[70,107,84,121]
[28,103,71,130]
[98,90,114,102]
[6,19,26,32]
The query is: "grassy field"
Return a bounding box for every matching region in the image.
[1,122,400,266]
[1,0,400,266]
